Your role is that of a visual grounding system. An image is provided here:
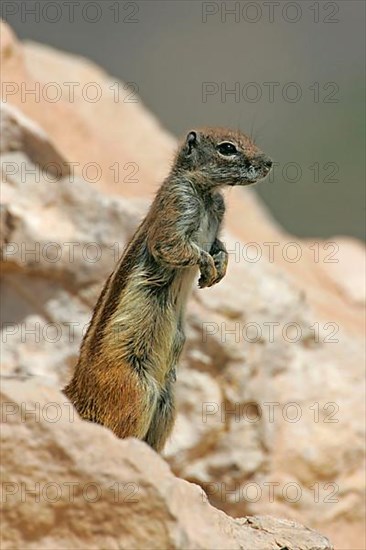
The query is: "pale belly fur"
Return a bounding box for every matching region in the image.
[108,212,218,382]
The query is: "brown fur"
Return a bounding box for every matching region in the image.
[63,128,272,451]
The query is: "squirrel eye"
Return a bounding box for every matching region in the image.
[217,142,238,156]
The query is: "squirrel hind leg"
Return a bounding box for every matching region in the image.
[65,359,160,442]
[143,384,176,452]
[107,366,160,441]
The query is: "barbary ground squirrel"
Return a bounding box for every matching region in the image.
[63,128,272,451]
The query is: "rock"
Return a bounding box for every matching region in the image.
[314,237,366,306]
[1,103,141,385]
[1,21,364,549]
[0,379,333,550]
[0,102,70,177]
[0,19,175,200]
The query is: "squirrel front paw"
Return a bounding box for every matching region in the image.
[211,249,228,284]
[198,252,217,289]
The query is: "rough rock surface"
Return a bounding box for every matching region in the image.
[1,379,333,550]
[1,21,364,550]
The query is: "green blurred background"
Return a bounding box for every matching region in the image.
[3,0,365,239]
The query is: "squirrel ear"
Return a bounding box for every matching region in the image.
[185,130,199,155]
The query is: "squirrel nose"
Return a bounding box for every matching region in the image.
[253,155,272,170]
[262,158,273,172]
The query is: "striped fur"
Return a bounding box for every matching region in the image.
[63,128,272,451]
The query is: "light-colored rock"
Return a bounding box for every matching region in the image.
[0,101,70,177]
[1,103,141,384]
[314,236,366,306]
[0,379,333,550]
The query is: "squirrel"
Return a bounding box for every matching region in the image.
[63,128,272,452]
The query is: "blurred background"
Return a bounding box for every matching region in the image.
[3,0,365,239]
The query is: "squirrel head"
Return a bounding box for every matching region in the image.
[176,127,272,187]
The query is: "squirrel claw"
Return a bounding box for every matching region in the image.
[198,273,217,289]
